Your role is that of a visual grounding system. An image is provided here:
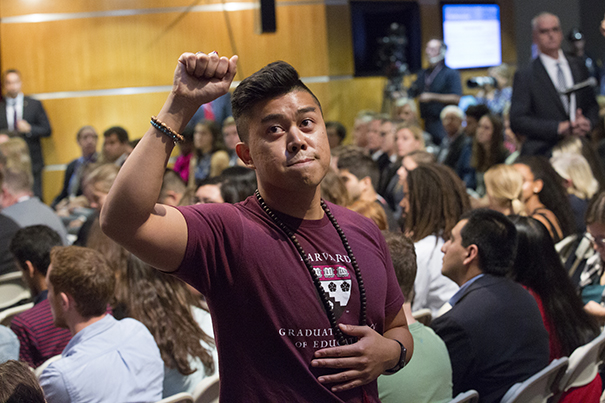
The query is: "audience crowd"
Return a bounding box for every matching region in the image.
[2,10,605,403]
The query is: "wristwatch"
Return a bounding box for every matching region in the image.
[385,339,407,374]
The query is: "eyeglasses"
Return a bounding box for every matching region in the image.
[585,233,605,247]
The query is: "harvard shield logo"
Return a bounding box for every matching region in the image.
[313,265,352,320]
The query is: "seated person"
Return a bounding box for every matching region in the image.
[39,246,163,403]
[337,150,398,231]
[158,168,187,206]
[9,225,71,368]
[0,360,46,403]
[1,168,68,244]
[0,326,19,364]
[101,126,130,166]
[378,232,453,403]
[431,209,549,403]
[52,126,98,209]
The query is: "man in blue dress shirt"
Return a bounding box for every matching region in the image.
[39,245,163,403]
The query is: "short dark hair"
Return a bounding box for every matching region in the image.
[49,246,115,318]
[337,151,379,189]
[231,61,322,142]
[103,126,129,144]
[159,169,186,203]
[9,225,63,275]
[0,360,46,403]
[382,232,417,301]
[326,121,347,141]
[459,209,517,276]
[464,104,490,121]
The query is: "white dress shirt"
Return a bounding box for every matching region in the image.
[5,93,23,131]
[539,50,576,121]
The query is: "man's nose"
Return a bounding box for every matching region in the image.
[287,128,308,153]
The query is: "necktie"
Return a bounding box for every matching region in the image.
[556,63,569,113]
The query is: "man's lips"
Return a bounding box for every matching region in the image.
[287,157,315,166]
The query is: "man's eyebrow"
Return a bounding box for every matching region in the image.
[260,113,285,124]
[297,106,317,115]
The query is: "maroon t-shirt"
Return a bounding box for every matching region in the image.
[175,197,404,402]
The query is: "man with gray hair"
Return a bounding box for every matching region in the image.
[510,12,598,156]
[1,168,68,244]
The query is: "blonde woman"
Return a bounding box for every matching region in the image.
[551,153,599,233]
[395,123,425,159]
[484,164,526,216]
[552,137,605,191]
[0,137,31,174]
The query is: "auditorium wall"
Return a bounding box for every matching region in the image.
[0,0,517,202]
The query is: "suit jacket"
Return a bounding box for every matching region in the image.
[0,214,20,276]
[510,55,599,156]
[0,96,52,173]
[431,275,549,403]
[2,198,68,245]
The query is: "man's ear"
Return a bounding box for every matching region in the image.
[60,292,72,312]
[236,142,255,169]
[360,176,373,192]
[24,260,36,279]
[463,244,479,266]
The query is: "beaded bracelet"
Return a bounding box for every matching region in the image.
[150,116,184,143]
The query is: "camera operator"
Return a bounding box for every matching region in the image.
[471,64,513,116]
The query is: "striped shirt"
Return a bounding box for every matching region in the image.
[10,290,71,368]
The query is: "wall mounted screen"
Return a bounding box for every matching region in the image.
[442,3,502,69]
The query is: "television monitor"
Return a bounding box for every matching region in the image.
[442,3,502,69]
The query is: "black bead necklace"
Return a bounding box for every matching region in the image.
[255,189,367,345]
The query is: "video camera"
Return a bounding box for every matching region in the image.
[466,76,497,89]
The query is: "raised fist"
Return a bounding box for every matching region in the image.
[172,52,238,107]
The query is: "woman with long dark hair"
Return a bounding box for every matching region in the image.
[470,114,509,195]
[514,156,575,242]
[119,255,217,397]
[400,163,470,314]
[189,119,229,187]
[510,216,601,402]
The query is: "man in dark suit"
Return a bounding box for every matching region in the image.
[0,70,52,200]
[431,209,549,403]
[409,39,462,146]
[510,12,598,156]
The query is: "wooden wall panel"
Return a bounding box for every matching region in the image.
[1,5,328,94]
[0,0,233,17]
[1,0,520,203]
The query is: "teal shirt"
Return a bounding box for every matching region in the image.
[378,321,453,403]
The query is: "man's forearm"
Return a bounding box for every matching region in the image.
[383,325,413,368]
[100,93,197,242]
[421,92,461,105]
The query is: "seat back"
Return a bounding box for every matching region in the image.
[499,357,569,403]
[0,302,34,327]
[448,389,479,403]
[0,272,31,311]
[558,330,605,391]
[155,393,194,403]
[193,373,220,403]
[412,308,432,326]
[34,355,62,378]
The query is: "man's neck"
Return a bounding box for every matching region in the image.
[257,183,324,220]
[402,302,417,325]
[70,314,107,337]
[457,266,483,287]
[540,48,561,60]
[360,188,379,204]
